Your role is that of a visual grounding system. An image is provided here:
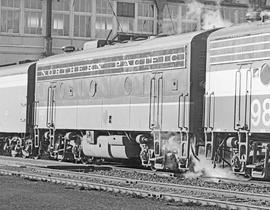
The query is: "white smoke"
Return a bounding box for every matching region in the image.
[202,9,232,30]
[161,133,181,170]
[186,0,232,30]
[185,154,239,180]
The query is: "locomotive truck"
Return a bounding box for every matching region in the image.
[1,20,270,179]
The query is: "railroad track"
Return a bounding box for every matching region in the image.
[1,155,270,193]
[0,164,269,210]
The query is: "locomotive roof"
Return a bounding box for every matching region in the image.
[208,21,270,41]
[37,30,205,67]
[0,62,34,77]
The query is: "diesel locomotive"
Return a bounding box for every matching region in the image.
[1,20,270,179]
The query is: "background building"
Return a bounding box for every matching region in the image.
[0,0,267,65]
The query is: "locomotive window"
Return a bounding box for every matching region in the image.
[89,80,97,97]
[260,64,270,86]
[124,77,132,95]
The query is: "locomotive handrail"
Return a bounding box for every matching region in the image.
[46,84,56,128]
[51,86,56,127]
[46,86,51,127]
[178,93,184,129]
[209,92,215,130]
[149,77,155,130]
[234,70,241,131]
[32,100,39,127]
[243,69,252,131]
[26,104,30,125]
[157,76,163,129]
[203,93,208,130]
[183,93,189,130]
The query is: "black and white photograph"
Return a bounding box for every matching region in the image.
[0,0,270,209]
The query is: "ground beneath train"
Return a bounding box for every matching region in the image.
[0,175,220,210]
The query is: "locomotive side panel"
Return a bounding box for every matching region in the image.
[0,73,27,133]
[206,64,236,131]
[54,79,78,129]
[130,73,148,130]
[161,68,189,131]
[77,77,102,129]
[102,75,131,130]
[207,32,270,133]
[35,81,51,129]
[248,61,270,133]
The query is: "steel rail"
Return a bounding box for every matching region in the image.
[1,156,270,196]
[0,168,268,210]
[201,175,270,186]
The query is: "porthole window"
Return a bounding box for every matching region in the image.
[124,77,132,95]
[260,64,270,86]
[89,80,97,97]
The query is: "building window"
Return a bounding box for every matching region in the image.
[162,4,179,34]
[0,0,20,33]
[118,18,134,32]
[96,0,112,14]
[24,0,42,34]
[95,16,112,38]
[74,15,91,37]
[96,0,113,38]
[117,2,135,33]
[74,0,91,38]
[52,0,70,36]
[221,6,247,24]
[138,19,154,33]
[236,7,248,23]
[1,0,20,7]
[117,2,135,18]
[137,3,155,34]
[181,4,198,33]
[74,0,91,13]
[24,0,41,9]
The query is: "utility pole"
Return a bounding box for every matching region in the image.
[154,0,167,35]
[45,0,52,56]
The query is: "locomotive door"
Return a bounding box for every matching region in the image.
[149,72,163,158]
[234,64,252,131]
[46,83,56,148]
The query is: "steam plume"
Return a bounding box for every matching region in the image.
[186,0,232,30]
